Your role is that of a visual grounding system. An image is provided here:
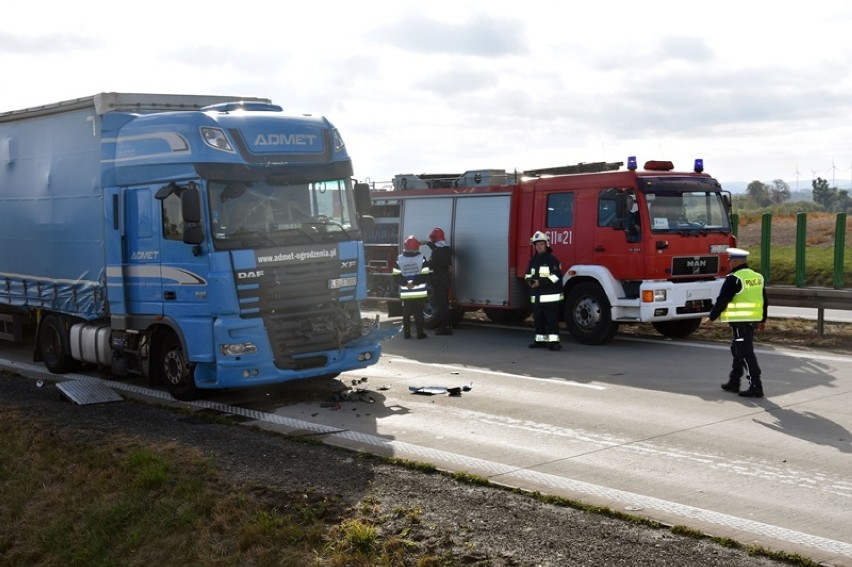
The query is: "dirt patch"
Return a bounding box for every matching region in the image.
[736,213,850,249]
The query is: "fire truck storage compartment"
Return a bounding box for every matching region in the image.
[459,169,509,187]
[400,194,511,307]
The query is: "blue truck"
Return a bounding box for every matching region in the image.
[0,92,389,400]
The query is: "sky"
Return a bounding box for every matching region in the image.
[3,1,852,192]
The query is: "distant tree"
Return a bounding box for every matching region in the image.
[812,177,832,208]
[769,179,791,204]
[746,180,771,206]
[811,177,850,212]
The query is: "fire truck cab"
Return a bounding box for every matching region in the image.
[365,158,735,345]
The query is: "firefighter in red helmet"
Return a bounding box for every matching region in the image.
[525,231,564,350]
[425,227,453,335]
[393,235,431,339]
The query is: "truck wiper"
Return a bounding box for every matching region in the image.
[301,215,352,239]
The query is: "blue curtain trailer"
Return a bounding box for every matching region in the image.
[0,93,389,400]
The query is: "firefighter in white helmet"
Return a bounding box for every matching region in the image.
[524,231,564,350]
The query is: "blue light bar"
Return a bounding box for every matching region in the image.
[694,158,704,173]
[627,156,638,171]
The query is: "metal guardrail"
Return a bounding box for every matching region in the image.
[766,286,852,334]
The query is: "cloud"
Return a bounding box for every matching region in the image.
[377,13,526,58]
[0,32,97,54]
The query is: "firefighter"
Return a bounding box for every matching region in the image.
[393,235,431,339]
[706,247,768,397]
[525,231,564,351]
[425,227,453,335]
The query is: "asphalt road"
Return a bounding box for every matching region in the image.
[1,316,850,565]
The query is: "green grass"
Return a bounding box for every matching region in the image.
[750,247,852,287]
[0,385,829,567]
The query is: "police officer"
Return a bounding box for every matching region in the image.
[525,231,564,351]
[393,235,431,339]
[707,247,768,397]
[425,227,453,335]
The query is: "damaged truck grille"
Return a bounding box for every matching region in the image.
[235,255,361,370]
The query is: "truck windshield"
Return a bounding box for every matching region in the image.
[209,177,358,248]
[641,178,730,234]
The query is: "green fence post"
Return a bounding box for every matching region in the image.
[795,213,807,287]
[834,212,847,289]
[730,213,738,239]
[760,213,772,285]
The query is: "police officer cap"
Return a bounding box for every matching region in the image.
[726,247,749,259]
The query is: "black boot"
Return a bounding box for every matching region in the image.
[739,376,764,398]
[721,378,740,393]
[528,341,547,349]
[403,329,411,340]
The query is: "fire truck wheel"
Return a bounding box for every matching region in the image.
[161,333,200,401]
[652,318,702,338]
[38,313,80,374]
[564,282,619,345]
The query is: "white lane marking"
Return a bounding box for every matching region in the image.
[377,354,606,389]
[3,359,852,558]
[618,335,852,364]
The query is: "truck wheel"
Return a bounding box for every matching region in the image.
[565,282,619,345]
[161,333,200,401]
[652,319,702,338]
[38,314,79,374]
[423,298,440,329]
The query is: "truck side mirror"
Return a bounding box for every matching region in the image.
[181,186,202,223]
[354,182,372,214]
[359,214,376,240]
[181,185,204,249]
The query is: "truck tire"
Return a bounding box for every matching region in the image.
[423,297,440,329]
[564,282,619,345]
[38,314,79,374]
[160,333,200,401]
[652,318,702,338]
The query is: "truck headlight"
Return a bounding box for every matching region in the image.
[201,127,235,152]
[642,290,667,302]
[221,342,258,356]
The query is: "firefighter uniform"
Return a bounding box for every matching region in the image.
[425,227,453,335]
[393,236,431,339]
[525,231,564,351]
[708,247,767,397]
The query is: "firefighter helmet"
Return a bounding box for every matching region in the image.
[403,235,420,251]
[428,227,446,242]
[529,231,550,245]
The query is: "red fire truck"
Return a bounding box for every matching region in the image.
[364,157,736,344]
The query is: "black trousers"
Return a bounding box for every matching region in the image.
[402,298,425,335]
[431,279,450,329]
[729,323,761,381]
[532,301,560,342]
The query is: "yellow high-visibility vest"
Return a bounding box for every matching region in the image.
[720,268,764,322]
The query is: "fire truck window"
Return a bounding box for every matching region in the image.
[546,193,574,228]
[597,190,620,227]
